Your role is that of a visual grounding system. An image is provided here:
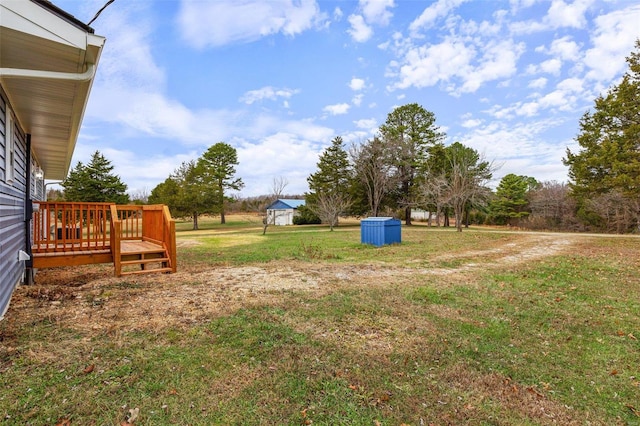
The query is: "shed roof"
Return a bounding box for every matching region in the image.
[266,199,306,210]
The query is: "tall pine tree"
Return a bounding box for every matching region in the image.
[379,103,445,225]
[488,174,537,225]
[197,142,244,224]
[306,136,352,229]
[62,151,129,204]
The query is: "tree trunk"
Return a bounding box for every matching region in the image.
[192,211,199,230]
[221,209,226,224]
[455,205,464,232]
[405,206,412,226]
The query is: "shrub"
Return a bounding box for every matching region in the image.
[293,205,321,225]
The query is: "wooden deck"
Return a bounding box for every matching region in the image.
[31,202,176,276]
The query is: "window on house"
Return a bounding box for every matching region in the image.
[5,107,14,183]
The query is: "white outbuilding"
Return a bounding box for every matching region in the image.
[265,199,305,226]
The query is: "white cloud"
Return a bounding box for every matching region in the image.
[540,58,562,75]
[388,37,523,95]
[510,0,594,33]
[461,118,482,128]
[177,0,325,48]
[545,0,593,29]
[236,133,322,195]
[240,87,300,104]
[528,77,547,89]
[352,94,364,106]
[508,0,537,12]
[583,4,640,82]
[72,143,199,196]
[323,103,351,115]
[549,36,581,61]
[347,14,373,42]
[459,40,525,94]
[556,77,583,93]
[90,2,165,91]
[354,118,377,130]
[388,38,475,90]
[457,118,568,174]
[347,0,395,42]
[333,7,343,20]
[360,0,395,26]
[349,78,366,91]
[409,0,470,32]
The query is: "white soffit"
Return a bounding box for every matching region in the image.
[0,1,86,49]
[0,0,105,180]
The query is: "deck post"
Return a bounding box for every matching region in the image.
[164,205,177,273]
[110,205,122,277]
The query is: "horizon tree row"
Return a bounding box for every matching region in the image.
[305,103,497,232]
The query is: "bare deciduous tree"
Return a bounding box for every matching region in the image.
[441,143,495,232]
[527,181,577,230]
[416,173,449,226]
[350,137,397,217]
[129,187,150,204]
[310,192,351,231]
[586,190,639,233]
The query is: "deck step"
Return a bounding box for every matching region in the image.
[121,257,170,266]
[120,267,174,276]
[122,250,166,257]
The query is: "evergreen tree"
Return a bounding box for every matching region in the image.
[307,137,352,197]
[306,136,352,229]
[62,151,129,203]
[488,174,537,225]
[379,103,445,225]
[149,160,216,230]
[563,39,640,231]
[197,142,244,224]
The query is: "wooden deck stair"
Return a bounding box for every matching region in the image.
[118,240,173,276]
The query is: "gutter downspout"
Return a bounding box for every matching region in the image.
[0,64,96,82]
[24,134,34,285]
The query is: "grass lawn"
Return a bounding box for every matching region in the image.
[1,215,639,425]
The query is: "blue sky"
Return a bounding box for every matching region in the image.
[54,0,640,197]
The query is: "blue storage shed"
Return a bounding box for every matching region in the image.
[361,217,401,247]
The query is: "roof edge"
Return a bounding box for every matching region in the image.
[31,0,95,34]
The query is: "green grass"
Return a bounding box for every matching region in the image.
[1,218,639,425]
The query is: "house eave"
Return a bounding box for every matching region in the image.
[0,0,105,179]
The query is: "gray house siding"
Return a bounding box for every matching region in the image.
[0,87,29,319]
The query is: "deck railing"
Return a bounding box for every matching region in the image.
[32,202,176,273]
[32,202,112,253]
[114,205,144,240]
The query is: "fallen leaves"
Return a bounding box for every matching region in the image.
[300,408,312,425]
[82,364,95,374]
[120,407,139,425]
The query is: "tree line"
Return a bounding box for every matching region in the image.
[56,40,640,234]
[301,40,640,233]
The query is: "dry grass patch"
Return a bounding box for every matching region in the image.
[1,230,639,424]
